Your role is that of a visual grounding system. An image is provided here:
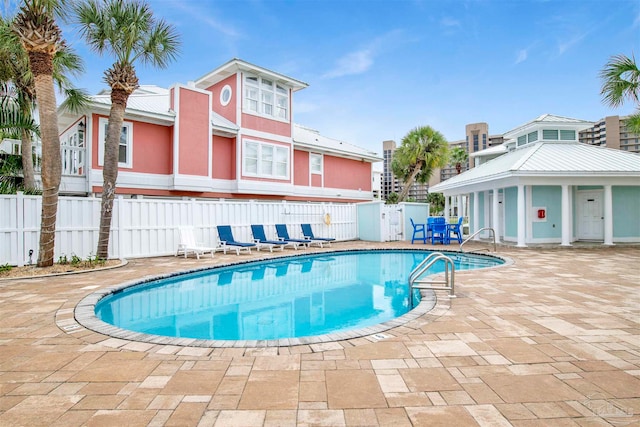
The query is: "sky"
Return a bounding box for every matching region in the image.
[8,0,640,159]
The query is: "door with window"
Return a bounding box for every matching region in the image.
[577,190,604,240]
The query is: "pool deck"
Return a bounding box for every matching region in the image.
[1,241,639,426]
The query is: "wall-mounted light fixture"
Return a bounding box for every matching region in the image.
[78,120,85,132]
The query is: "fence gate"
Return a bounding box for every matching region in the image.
[381,204,404,241]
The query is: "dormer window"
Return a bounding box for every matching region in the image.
[244,74,289,121]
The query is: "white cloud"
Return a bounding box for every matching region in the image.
[557,32,587,55]
[441,17,461,28]
[170,2,241,38]
[515,49,528,64]
[322,49,374,79]
[322,30,408,79]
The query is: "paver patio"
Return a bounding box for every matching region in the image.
[1,241,639,426]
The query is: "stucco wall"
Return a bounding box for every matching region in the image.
[532,186,561,239]
[613,186,640,239]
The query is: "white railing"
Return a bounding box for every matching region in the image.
[0,193,358,266]
[32,145,85,177]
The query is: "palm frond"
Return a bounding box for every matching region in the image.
[600,53,640,108]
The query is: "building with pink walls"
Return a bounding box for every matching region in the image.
[56,59,381,203]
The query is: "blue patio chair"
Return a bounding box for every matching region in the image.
[448,217,464,244]
[301,223,335,247]
[216,225,256,255]
[275,224,311,250]
[410,218,427,244]
[250,224,287,252]
[431,221,450,245]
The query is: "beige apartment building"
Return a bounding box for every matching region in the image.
[579,115,640,153]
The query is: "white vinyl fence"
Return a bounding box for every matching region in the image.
[0,193,358,266]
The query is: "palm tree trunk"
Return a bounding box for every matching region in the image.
[20,128,36,191]
[398,161,423,202]
[31,60,61,267]
[96,89,128,259]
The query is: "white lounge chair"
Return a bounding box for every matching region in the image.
[175,226,217,259]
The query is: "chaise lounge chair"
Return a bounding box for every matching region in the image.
[275,224,311,250]
[301,223,335,248]
[216,225,256,255]
[250,224,287,252]
[175,226,218,259]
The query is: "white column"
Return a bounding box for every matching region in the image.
[473,191,480,240]
[517,184,526,247]
[492,188,500,242]
[444,195,450,219]
[457,195,463,218]
[561,184,571,246]
[604,184,613,245]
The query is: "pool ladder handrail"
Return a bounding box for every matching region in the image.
[460,227,497,253]
[408,252,455,304]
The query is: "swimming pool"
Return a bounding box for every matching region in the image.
[79,250,504,346]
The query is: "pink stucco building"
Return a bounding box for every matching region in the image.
[57,59,381,202]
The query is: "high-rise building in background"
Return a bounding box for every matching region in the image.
[382,140,429,201]
[579,115,640,153]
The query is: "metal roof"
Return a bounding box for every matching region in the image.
[91,85,174,119]
[293,124,382,162]
[503,114,593,139]
[430,141,640,193]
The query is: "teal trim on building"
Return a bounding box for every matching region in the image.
[532,186,562,239]
[504,187,518,239]
[613,186,640,238]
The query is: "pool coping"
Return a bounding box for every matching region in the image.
[70,249,509,349]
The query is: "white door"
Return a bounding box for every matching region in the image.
[577,191,604,240]
[381,205,403,241]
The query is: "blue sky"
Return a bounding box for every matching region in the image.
[42,0,640,156]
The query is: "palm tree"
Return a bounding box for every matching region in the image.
[391,125,449,202]
[450,146,468,174]
[600,53,640,133]
[11,0,66,267]
[75,0,180,259]
[1,14,89,192]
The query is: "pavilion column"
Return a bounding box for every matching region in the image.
[444,196,450,219]
[517,184,527,247]
[492,188,500,242]
[473,191,480,240]
[457,195,463,218]
[561,184,572,246]
[604,184,613,245]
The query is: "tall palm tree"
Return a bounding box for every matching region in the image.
[450,146,468,175]
[75,0,180,259]
[11,0,66,267]
[1,14,89,192]
[391,126,449,202]
[600,53,640,133]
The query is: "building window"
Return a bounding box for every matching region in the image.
[473,134,479,151]
[242,139,289,179]
[243,74,289,120]
[560,130,576,140]
[542,129,559,140]
[482,134,487,149]
[220,85,232,106]
[310,153,322,174]
[98,117,132,168]
[517,135,526,146]
[527,131,538,143]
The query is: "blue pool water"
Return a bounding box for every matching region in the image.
[95,250,502,341]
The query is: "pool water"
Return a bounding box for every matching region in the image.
[95,250,502,341]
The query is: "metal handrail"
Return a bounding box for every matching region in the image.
[408,252,455,302]
[460,227,496,252]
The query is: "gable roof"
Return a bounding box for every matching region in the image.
[194,58,308,92]
[430,141,640,193]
